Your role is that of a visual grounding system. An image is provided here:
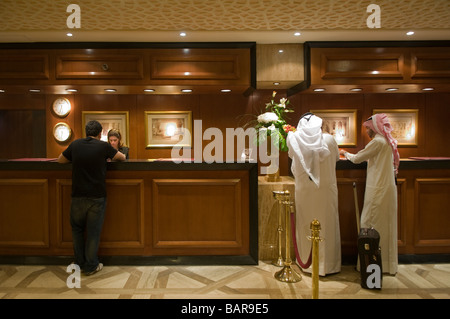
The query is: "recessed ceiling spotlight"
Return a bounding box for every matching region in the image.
[350,88,363,92]
[273,82,280,86]
[104,89,117,92]
[294,32,301,36]
[29,89,41,93]
[371,71,379,74]
[66,88,78,92]
[0,89,5,93]
[385,88,398,91]
[181,89,192,93]
[313,88,325,92]
[66,32,73,37]
[144,89,155,92]
[180,32,187,37]
[278,49,284,53]
[422,87,434,91]
[184,72,190,76]
[221,89,231,93]
[406,31,415,36]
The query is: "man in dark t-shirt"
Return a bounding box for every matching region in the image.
[58,120,125,275]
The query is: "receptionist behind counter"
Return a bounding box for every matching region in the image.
[107,129,129,160]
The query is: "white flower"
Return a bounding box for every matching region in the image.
[279,98,287,107]
[257,112,278,124]
[268,124,276,131]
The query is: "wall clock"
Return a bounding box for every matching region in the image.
[52,97,71,117]
[53,122,72,142]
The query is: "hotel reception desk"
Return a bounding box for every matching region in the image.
[0,158,449,264]
[0,160,258,265]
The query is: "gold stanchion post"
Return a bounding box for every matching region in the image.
[274,190,302,283]
[309,219,322,299]
[272,190,285,267]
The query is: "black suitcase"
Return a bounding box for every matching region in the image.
[358,227,383,289]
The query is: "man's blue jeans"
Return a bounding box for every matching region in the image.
[70,197,106,273]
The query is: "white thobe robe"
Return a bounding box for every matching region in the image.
[345,134,398,275]
[288,133,341,276]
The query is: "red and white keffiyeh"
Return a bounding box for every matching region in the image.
[363,113,400,174]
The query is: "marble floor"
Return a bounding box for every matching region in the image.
[1,261,449,300]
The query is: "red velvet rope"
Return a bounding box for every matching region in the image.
[290,212,312,269]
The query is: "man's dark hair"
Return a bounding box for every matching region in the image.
[85,120,103,137]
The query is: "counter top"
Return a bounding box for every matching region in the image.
[1,158,449,170]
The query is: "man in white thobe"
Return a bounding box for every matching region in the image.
[340,113,399,275]
[287,113,341,276]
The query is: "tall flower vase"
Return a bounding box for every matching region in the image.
[265,136,281,182]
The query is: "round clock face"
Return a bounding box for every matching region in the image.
[52,97,71,117]
[53,122,72,142]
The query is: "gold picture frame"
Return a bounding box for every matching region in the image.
[310,109,358,146]
[373,109,418,146]
[145,111,192,148]
[82,111,129,146]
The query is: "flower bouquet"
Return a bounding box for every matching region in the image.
[252,91,296,152]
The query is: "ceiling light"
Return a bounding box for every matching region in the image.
[406,31,415,36]
[313,88,325,92]
[144,89,155,92]
[104,89,116,92]
[66,32,73,37]
[181,89,192,93]
[371,71,379,74]
[184,72,190,76]
[66,88,78,92]
[221,89,231,93]
[29,89,41,93]
[273,82,280,86]
[294,32,301,36]
[180,32,186,37]
[385,88,398,91]
[278,50,284,53]
[0,89,5,93]
[350,88,363,92]
[422,87,434,91]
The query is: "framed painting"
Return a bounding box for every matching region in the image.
[310,109,357,146]
[373,109,418,146]
[82,111,129,146]
[145,111,192,148]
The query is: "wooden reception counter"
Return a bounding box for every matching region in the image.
[258,158,450,263]
[1,158,449,265]
[0,160,258,265]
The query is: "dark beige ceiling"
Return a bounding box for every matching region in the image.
[1,0,449,43]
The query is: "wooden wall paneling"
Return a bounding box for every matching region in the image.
[149,48,251,85]
[396,178,408,253]
[424,93,450,157]
[0,51,49,80]
[410,48,450,81]
[55,52,144,80]
[310,47,407,85]
[152,178,246,255]
[55,178,73,250]
[414,178,450,254]
[0,179,49,248]
[100,179,145,249]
